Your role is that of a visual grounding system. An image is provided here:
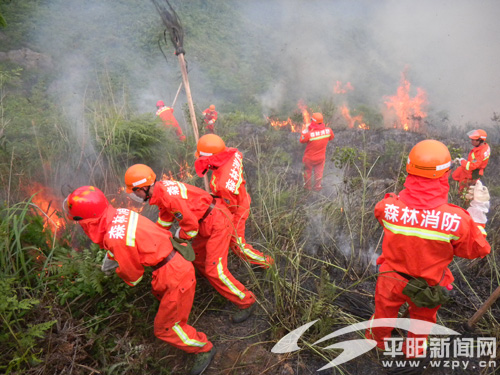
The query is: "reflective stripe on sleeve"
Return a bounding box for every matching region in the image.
[210,175,217,192]
[185,230,198,238]
[129,275,143,286]
[478,225,487,236]
[237,237,267,262]
[157,218,173,228]
[217,257,245,299]
[382,220,459,243]
[465,161,471,171]
[176,181,188,199]
[172,322,207,348]
[310,134,332,141]
[107,250,115,259]
[234,169,243,195]
[126,211,139,247]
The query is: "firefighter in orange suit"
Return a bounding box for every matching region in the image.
[194,134,274,269]
[452,129,490,192]
[156,100,186,142]
[365,140,491,357]
[202,104,218,134]
[64,186,215,375]
[124,164,257,323]
[299,112,334,191]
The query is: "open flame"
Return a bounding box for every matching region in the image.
[161,160,194,182]
[27,183,66,233]
[384,70,427,131]
[333,81,354,94]
[110,186,145,213]
[340,105,369,130]
[268,100,311,133]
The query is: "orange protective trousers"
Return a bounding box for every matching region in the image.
[365,263,440,351]
[229,193,274,268]
[452,167,477,193]
[152,253,213,354]
[303,159,326,190]
[192,202,256,308]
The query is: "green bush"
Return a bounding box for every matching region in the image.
[0,278,56,374]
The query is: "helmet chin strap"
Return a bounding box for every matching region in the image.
[128,183,154,203]
[144,185,153,201]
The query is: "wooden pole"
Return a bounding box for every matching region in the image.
[171,81,183,109]
[177,52,209,191]
[466,285,500,329]
[177,53,199,140]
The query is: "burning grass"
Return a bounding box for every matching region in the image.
[2,114,500,374]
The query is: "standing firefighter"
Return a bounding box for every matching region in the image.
[365,140,491,358]
[299,112,334,191]
[194,134,275,269]
[156,100,186,142]
[202,104,218,134]
[452,129,490,193]
[124,164,257,323]
[64,186,215,375]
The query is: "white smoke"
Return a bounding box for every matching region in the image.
[244,0,500,125]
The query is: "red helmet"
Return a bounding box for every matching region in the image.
[467,129,487,141]
[209,104,215,111]
[156,100,165,107]
[312,113,323,124]
[65,186,108,221]
[406,140,451,179]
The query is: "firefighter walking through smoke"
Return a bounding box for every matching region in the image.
[156,100,186,142]
[202,104,218,134]
[124,164,257,323]
[299,112,334,191]
[452,129,490,193]
[194,134,275,269]
[64,186,215,375]
[365,140,491,361]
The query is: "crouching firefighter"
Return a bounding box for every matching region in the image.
[124,164,257,323]
[365,140,491,358]
[194,134,275,269]
[64,186,215,375]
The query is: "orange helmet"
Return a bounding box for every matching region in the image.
[312,113,323,124]
[156,100,164,107]
[209,104,215,111]
[467,129,487,141]
[124,164,156,193]
[406,140,451,179]
[65,186,108,221]
[196,134,226,157]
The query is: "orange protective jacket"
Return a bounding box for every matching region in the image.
[156,106,184,139]
[209,149,246,214]
[299,122,334,163]
[461,142,490,177]
[375,180,490,286]
[202,109,218,124]
[79,206,174,286]
[149,180,214,240]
